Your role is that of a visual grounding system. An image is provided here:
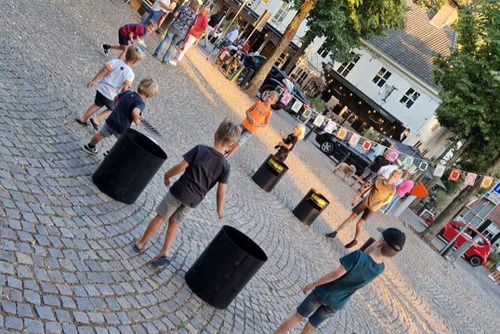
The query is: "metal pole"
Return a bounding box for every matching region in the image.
[439,221,471,256]
[206,0,249,60]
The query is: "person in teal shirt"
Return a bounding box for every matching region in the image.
[274,228,406,333]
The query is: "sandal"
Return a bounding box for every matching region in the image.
[132,244,145,254]
[76,118,88,126]
[345,240,358,249]
[150,256,171,267]
[90,118,100,131]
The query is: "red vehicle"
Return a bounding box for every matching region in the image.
[425,219,491,267]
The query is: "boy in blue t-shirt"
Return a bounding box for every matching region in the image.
[274,228,406,333]
[82,78,158,155]
[133,119,241,267]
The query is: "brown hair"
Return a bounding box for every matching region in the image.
[380,241,399,257]
[215,119,240,146]
[125,46,144,63]
[146,20,158,30]
[137,78,159,98]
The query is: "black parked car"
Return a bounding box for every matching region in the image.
[238,55,310,112]
[315,132,376,175]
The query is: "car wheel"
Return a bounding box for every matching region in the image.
[468,255,482,267]
[320,141,334,155]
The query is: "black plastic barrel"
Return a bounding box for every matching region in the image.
[92,129,167,204]
[251,155,289,192]
[185,225,268,309]
[293,189,330,226]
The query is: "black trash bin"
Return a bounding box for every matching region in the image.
[292,189,330,226]
[92,129,167,204]
[185,225,268,309]
[251,155,289,192]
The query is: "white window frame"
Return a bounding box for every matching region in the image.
[271,3,291,25]
[399,88,421,108]
[372,68,392,87]
[336,54,360,77]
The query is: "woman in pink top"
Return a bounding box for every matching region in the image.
[382,172,414,214]
[169,6,209,66]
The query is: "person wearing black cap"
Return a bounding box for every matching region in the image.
[274,228,405,334]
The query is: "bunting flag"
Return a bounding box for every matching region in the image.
[309,117,496,185]
[361,140,372,152]
[385,148,399,162]
[374,144,386,156]
[418,161,429,171]
[336,127,348,140]
[280,93,293,106]
[324,121,336,134]
[480,177,494,189]
[433,164,446,178]
[448,169,461,182]
[348,133,361,146]
[313,115,326,127]
[464,173,477,186]
[402,156,414,169]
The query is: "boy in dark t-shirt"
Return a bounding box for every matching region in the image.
[82,78,158,155]
[274,228,405,333]
[134,119,241,267]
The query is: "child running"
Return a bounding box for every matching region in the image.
[225,91,279,160]
[77,46,143,130]
[325,169,402,248]
[274,227,406,333]
[103,20,157,60]
[82,78,159,155]
[133,119,241,267]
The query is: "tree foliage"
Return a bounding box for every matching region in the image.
[433,0,500,172]
[421,0,500,242]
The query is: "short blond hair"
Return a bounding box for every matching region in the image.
[215,119,241,146]
[137,78,159,98]
[125,46,144,63]
[265,91,280,102]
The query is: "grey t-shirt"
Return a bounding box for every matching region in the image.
[170,145,230,208]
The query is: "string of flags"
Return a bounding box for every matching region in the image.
[316,116,496,189]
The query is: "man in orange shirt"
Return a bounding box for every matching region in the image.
[226,91,279,160]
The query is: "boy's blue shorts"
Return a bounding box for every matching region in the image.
[296,293,337,328]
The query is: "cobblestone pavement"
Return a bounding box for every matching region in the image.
[1,1,499,333]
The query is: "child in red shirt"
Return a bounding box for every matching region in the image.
[103,21,157,60]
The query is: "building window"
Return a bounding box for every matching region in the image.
[248,0,260,8]
[271,3,291,25]
[317,45,329,58]
[414,140,423,149]
[336,54,360,77]
[399,88,421,108]
[372,68,392,87]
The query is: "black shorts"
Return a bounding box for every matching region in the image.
[118,32,129,46]
[352,201,375,220]
[94,91,115,110]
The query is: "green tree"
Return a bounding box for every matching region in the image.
[246,0,407,95]
[282,0,360,74]
[421,1,500,242]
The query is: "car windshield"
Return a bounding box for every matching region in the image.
[293,84,307,101]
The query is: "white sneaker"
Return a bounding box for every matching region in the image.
[169,60,177,66]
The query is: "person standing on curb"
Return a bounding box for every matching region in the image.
[143,0,172,25]
[152,0,198,64]
[169,5,209,66]
[275,228,406,333]
[325,169,402,248]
